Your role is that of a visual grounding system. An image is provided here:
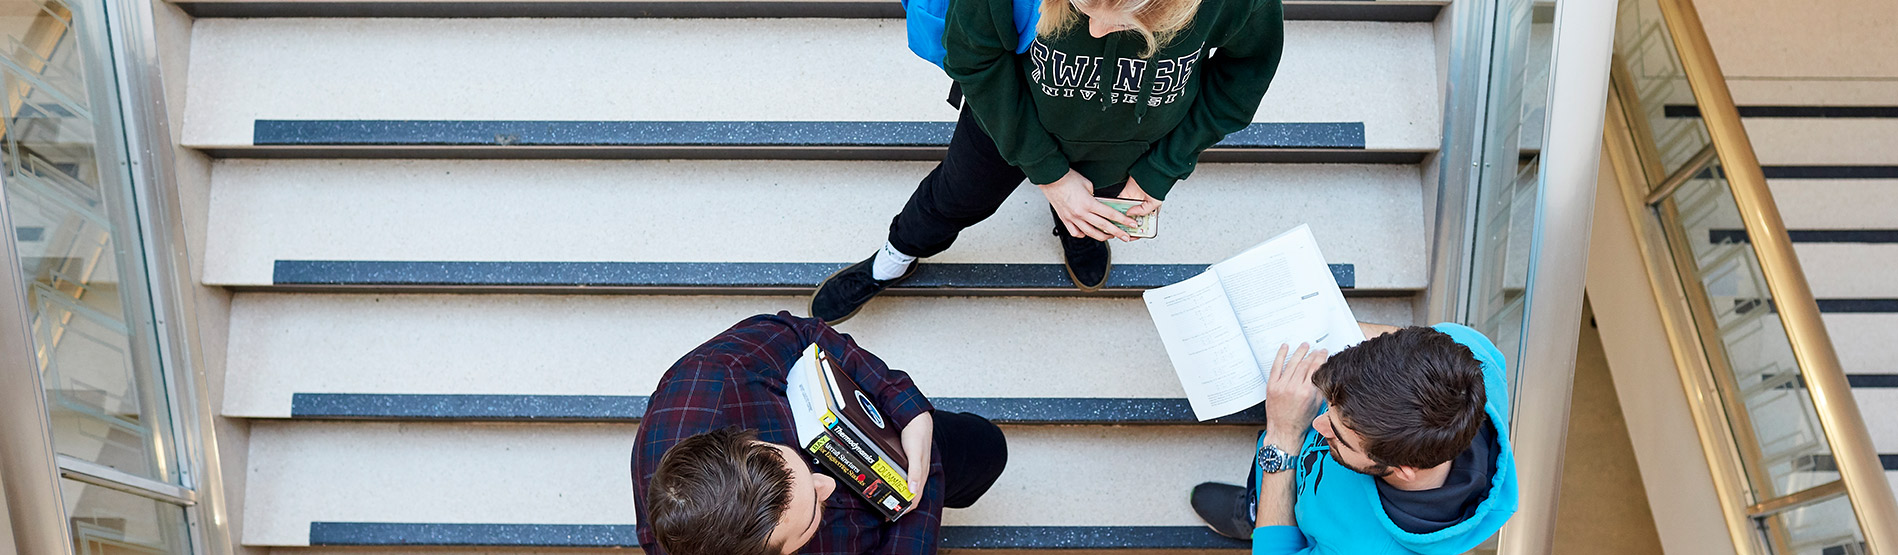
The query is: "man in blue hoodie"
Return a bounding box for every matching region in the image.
[1190,323,1519,555]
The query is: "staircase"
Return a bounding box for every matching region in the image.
[178,1,1452,550]
[1689,0,1898,515]
[1716,105,1898,504]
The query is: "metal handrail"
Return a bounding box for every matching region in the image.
[1654,0,1898,549]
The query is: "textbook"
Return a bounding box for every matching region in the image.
[1096,197,1158,238]
[1142,225,1367,421]
[786,344,916,521]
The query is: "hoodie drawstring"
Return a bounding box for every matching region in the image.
[1096,34,1119,112]
[1134,54,1155,124]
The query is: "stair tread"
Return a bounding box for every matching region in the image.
[176,0,1444,22]
[220,294,1416,417]
[184,19,1441,151]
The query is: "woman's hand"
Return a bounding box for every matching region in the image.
[1118,177,1164,217]
[1040,169,1137,242]
[897,411,935,516]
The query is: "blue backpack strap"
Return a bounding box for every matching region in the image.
[1012,0,1041,54]
[905,0,1040,70]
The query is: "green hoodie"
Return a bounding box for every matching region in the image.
[943,0,1284,200]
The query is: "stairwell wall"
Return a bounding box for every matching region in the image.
[1585,153,1739,555]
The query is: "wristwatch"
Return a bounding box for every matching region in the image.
[1255,443,1294,474]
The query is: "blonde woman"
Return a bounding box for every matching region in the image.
[811,0,1284,324]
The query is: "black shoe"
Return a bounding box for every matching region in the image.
[809,255,917,325]
[1191,482,1255,540]
[1055,228,1112,291]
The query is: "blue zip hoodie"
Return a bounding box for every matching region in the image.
[1252,323,1520,555]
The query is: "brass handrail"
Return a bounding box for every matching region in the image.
[1656,0,1898,549]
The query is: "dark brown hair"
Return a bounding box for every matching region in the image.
[645,427,795,555]
[1313,326,1488,469]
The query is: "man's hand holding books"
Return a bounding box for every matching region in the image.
[898,411,934,516]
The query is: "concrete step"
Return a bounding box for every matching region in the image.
[174,0,1446,21]
[201,159,1429,290]
[183,18,1441,155]
[1769,178,1898,230]
[220,293,1414,418]
[1682,242,1898,299]
[1852,386,1898,449]
[1658,106,1898,166]
[239,420,1261,549]
[1824,312,1898,380]
[1745,120,1898,166]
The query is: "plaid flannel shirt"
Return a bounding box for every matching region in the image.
[631,312,941,554]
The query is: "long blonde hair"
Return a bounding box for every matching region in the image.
[1036,0,1202,58]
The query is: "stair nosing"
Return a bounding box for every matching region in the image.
[305,522,1252,549]
[260,260,1382,296]
[285,393,1273,424]
[177,0,1445,22]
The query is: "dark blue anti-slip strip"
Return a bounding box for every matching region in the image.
[1664,105,1898,118]
[1763,166,1898,179]
[1708,229,1898,244]
[252,120,1367,149]
[290,393,1269,425]
[1798,454,1898,472]
[1736,299,1898,314]
[309,523,1249,549]
[270,261,1356,291]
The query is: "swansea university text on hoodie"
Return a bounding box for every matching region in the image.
[942,0,1284,200]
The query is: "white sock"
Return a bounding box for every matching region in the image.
[871,242,917,280]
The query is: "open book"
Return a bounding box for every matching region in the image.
[1142,225,1366,421]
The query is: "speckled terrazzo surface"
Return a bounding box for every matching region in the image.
[308,523,1249,549]
[253,120,1366,149]
[272,261,1356,290]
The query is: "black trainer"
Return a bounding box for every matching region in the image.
[1055,227,1112,291]
[1190,482,1255,540]
[809,255,917,325]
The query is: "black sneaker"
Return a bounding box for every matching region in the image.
[1055,228,1112,291]
[1190,482,1255,540]
[809,255,916,325]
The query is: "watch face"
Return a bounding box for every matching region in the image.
[1257,445,1291,473]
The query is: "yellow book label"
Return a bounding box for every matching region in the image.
[869,458,913,500]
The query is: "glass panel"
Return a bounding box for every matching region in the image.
[60,479,192,555]
[1759,495,1867,555]
[1465,0,1556,387]
[1612,0,1711,175]
[1667,162,1841,500]
[0,0,179,484]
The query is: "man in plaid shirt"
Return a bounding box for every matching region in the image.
[631,312,1008,555]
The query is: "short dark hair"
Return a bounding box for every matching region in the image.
[1313,326,1488,469]
[645,427,795,555]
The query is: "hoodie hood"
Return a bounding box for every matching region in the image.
[1384,323,1520,555]
[1251,323,1519,555]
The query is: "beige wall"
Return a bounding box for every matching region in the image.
[150,0,257,553]
[0,477,14,555]
[1696,0,1898,104]
[1586,154,1741,555]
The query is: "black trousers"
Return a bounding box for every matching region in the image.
[888,107,1126,258]
[931,409,1007,509]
